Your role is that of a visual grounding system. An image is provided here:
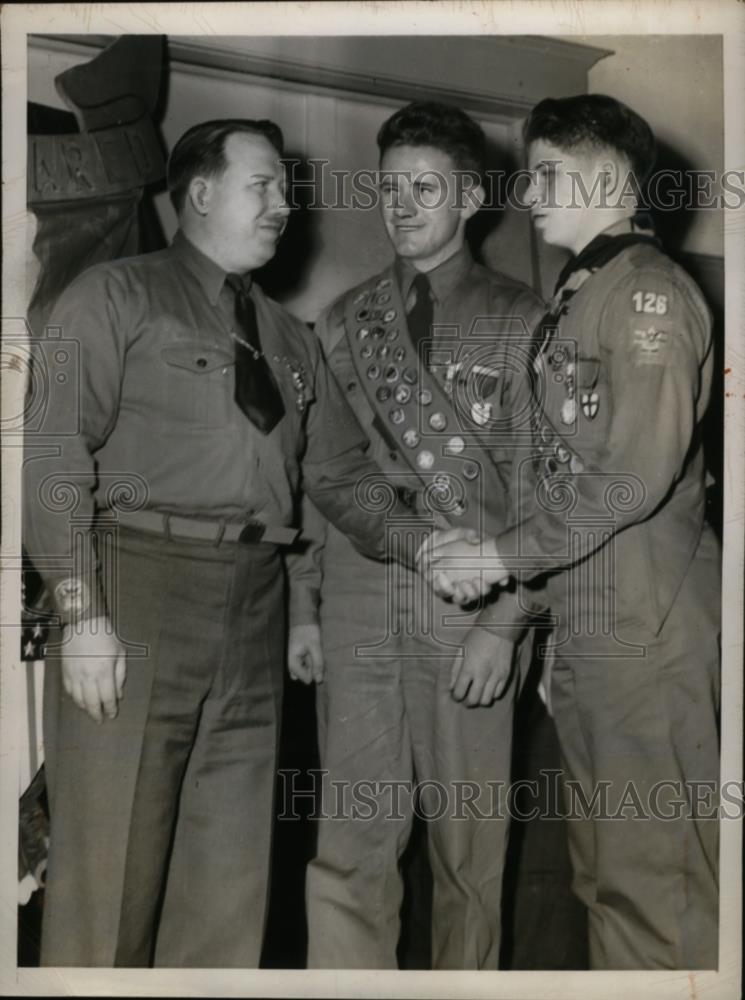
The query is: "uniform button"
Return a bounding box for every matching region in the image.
[196,358,208,368]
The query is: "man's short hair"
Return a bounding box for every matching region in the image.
[167,119,284,214]
[377,101,487,181]
[523,94,656,187]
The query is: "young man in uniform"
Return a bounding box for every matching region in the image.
[426,94,720,969]
[23,118,433,968]
[297,101,544,969]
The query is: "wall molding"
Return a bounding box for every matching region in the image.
[29,33,611,122]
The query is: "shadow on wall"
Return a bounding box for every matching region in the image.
[473,136,545,290]
[648,139,699,252]
[256,152,321,304]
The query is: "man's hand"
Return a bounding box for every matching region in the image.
[417,527,480,600]
[417,528,510,604]
[57,616,126,723]
[451,628,515,707]
[287,623,324,684]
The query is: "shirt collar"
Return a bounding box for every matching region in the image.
[595,212,655,242]
[394,243,473,306]
[170,230,252,305]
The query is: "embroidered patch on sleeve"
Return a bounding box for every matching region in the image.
[631,325,670,366]
[631,290,669,315]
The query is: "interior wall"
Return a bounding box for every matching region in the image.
[26,41,533,320]
[583,34,724,259]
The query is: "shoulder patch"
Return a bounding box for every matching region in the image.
[631,289,669,316]
[631,324,670,366]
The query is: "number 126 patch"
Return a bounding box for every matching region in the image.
[632,290,668,315]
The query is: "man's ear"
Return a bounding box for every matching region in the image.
[598,157,623,203]
[462,181,485,221]
[187,177,211,216]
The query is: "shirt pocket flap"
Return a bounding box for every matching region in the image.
[576,355,601,389]
[161,343,234,374]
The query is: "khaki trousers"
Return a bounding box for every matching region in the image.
[549,530,720,969]
[306,538,520,969]
[41,527,285,967]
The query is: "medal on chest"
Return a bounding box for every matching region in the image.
[560,361,577,425]
[273,355,308,413]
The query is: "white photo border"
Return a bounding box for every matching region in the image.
[2,2,743,997]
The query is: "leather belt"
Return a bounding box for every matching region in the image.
[111,509,299,546]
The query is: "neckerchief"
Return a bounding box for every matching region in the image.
[533,216,661,358]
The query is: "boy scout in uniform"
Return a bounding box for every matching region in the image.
[298,102,544,969]
[427,95,720,969]
[23,119,430,967]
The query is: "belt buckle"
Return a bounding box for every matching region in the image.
[238,521,266,544]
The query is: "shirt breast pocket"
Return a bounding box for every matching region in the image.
[325,346,372,428]
[160,342,235,430]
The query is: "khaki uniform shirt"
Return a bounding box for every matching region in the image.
[24,231,401,623]
[296,245,545,636]
[498,222,716,638]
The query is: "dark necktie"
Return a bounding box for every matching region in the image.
[226,273,285,434]
[407,272,433,353]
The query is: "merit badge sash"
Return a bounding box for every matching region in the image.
[343,268,510,535]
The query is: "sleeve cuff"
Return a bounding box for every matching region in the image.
[288,585,321,629]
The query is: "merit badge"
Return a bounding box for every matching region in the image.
[550,348,567,369]
[376,277,392,291]
[394,383,411,404]
[417,450,435,470]
[376,387,391,402]
[393,346,406,363]
[361,344,374,359]
[377,344,390,360]
[429,411,447,432]
[367,364,381,380]
[385,365,400,383]
[402,367,418,385]
[383,309,397,323]
[357,327,370,340]
[353,290,369,305]
[403,428,420,448]
[417,389,433,406]
[581,391,599,420]
[462,461,480,480]
[376,293,391,305]
[390,407,405,425]
[386,327,400,342]
[555,443,570,463]
[445,435,465,455]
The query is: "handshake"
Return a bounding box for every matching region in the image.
[416,527,510,605]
